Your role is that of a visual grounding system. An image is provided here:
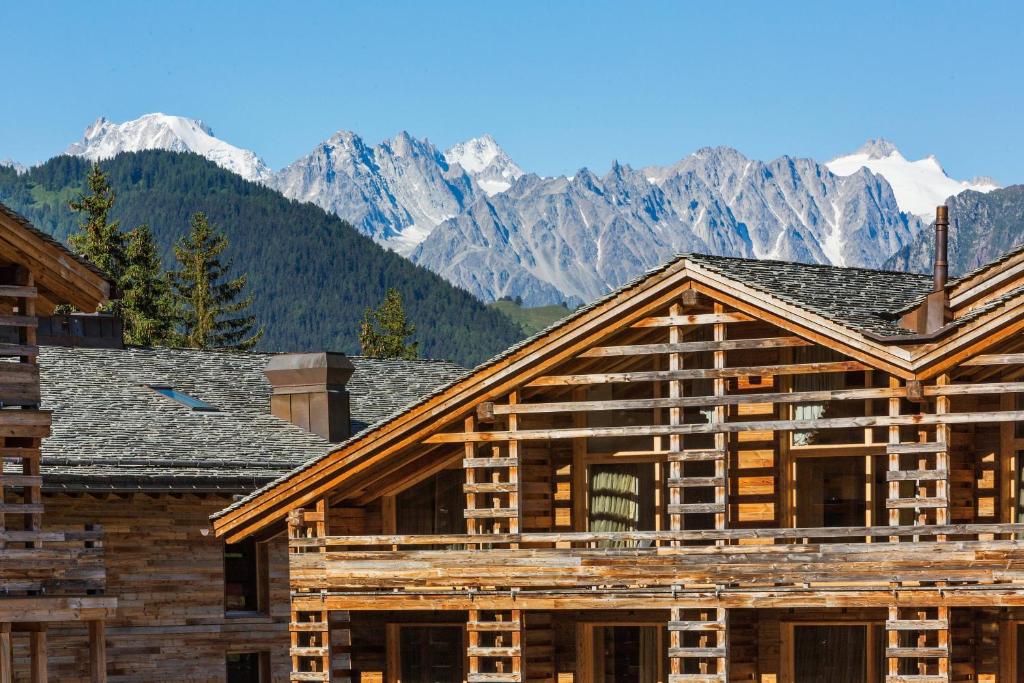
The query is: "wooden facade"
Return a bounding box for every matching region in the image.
[215,235,1024,683]
[0,204,114,682]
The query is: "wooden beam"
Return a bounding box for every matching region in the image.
[0,624,10,683]
[29,628,46,683]
[632,312,754,327]
[961,353,1024,366]
[88,621,106,683]
[579,336,811,357]
[526,361,867,387]
[426,409,1024,443]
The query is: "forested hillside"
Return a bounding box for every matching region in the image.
[0,151,523,366]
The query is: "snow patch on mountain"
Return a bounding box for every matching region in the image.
[827,139,999,218]
[444,134,523,196]
[0,159,26,174]
[64,113,273,183]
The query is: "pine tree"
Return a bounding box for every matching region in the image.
[169,212,263,350]
[359,288,418,359]
[67,163,126,286]
[120,225,176,346]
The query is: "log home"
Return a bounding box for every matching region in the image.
[215,207,1024,683]
[0,204,115,682]
[28,346,464,683]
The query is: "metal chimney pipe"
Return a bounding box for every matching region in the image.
[933,205,949,292]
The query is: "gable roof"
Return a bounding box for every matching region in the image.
[0,201,111,311]
[39,345,465,492]
[212,249,1024,541]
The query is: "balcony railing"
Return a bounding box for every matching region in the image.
[288,523,1024,593]
[0,525,106,596]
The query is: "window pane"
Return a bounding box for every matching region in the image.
[589,463,656,546]
[593,626,660,683]
[793,625,867,683]
[400,626,464,682]
[224,539,260,612]
[226,652,262,683]
[796,458,866,528]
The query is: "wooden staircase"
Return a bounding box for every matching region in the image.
[668,607,728,683]
[468,609,523,683]
[886,606,950,683]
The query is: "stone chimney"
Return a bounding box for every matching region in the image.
[264,352,355,443]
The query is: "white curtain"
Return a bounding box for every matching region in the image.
[792,346,846,446]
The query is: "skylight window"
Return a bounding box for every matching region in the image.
[147,385,219,412]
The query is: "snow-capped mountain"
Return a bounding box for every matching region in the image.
[0,159,26,174]
[826,139,998,218]
[269,130,478,254]
[64,114,273,183]
[412,148,923,306]
[444,135,524,196]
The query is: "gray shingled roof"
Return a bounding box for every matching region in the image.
[38,346,465,492]
[683,253,934,337]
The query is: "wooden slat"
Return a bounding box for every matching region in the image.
[0,315,37,328]
[0,286,37,298]
[464,507,520,519]
[885,497,948,509]
[667,477,726,488]
[632,312,753,327]
[464,457,520,469]
[427,409,1024,443]
[667,503,726,515]
[886,470,948,482]
[579,336,811,357]
[961,353,1024,366]
[526,361,867,387]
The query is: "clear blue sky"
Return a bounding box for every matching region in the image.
[2,1,1021,182]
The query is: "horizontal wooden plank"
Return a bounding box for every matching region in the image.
[0,315,37,328]
[0,343,38,357]
[668,675,727,683]
[0,286,37,299]
[667,503,726,515]
[427,409,1024,443]
[467,674,522,683]
[468,621,521,632]
[526,361,867,387]
[579,336,811,357]
[463,457,519,469]
[667,449,727,462]
[667,477,726,488]
[464,507,520,519]
[888,443,946,454]
[887,470,948,482]
[464,482,518,494]
[632,312,753,327]
[668,621,726,631]
[962,353,1024,366]
[289,622,329,632]
[294,522,1024,549]
[885,497,949,510]
[668,647,727,658]
[0,474,42,487]
[494,386,908,415]
[886,619,949,631]
[886,647,948,658]
[466,646,520,657]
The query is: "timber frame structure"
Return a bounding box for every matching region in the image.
[0,204,114,682]
[215,223,1024,682]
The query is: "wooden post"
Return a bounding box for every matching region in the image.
[0,624,11,683]
[88,621,107,683]
[29,627,47,683]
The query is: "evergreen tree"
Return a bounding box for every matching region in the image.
[359,288,419,359]
[67,163,125,285]
[120,225,176,346]
[169,212,263,350]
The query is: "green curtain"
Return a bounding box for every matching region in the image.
[793,346,847,446]
[589,464,655,547]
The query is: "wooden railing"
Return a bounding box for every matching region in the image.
[0,525,106,596]
[288,524,1024,592]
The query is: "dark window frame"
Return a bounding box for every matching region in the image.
[223,539,269,617]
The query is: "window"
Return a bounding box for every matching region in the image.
[224,539,267,614]
[593,626,662,683]
[148,384,219,411]
[791,624,883,683]
[396,468,466,541]
[399,626,464,682]
[226,652,267,683]
[588,463,657,546]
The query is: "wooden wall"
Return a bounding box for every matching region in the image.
[19,492,291,683]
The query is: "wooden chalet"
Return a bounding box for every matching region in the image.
[214,207,1024,683]
[29,344,464,682]
[0,204,115,682]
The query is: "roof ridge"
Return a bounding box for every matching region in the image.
[679,251,932,279]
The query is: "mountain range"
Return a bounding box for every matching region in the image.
[35,113,1009,305]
